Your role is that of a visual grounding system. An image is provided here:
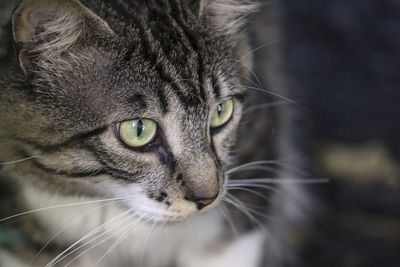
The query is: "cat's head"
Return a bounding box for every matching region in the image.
[2,0,258,222]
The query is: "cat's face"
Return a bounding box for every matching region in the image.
[2,0,256,222]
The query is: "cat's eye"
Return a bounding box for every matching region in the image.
[210,99,234,128]
[119,119,157,148]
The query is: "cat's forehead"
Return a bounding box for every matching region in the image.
[26,0,245,131]
[75,0,240,101]
[93,0,233,81]
[107,69,238,120]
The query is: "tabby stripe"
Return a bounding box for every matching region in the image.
[151,0,202,106]
[147,1,202,106]
[32,157,136,182]
[84,142,143,182]
[31,158,107,178]
[18,147,133,181]
[111,0,202,107]
[167,0,207,103]
[210,75,221,97]
[20,135,140,181]
[119,0,202,109]
[149,1,192,68]
[32,154,140,182]
[17,127,108,152]
[112,0,172,112]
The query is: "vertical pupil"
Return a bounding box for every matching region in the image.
[137,120,144,137]
[217,104,223,115]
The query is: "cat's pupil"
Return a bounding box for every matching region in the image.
[217,104,223,116]
[137,120,144,137]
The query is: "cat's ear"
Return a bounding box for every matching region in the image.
[12,0,114,73]
[192,0,260,35]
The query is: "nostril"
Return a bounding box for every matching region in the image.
[185,194,218,210]
[196,197,216,209]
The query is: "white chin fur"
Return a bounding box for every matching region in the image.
[20,184,265,267]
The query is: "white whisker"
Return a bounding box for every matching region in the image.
[226,186,271,201]
[226,194,272,221]
[137,219,158,267]
[228,165,279,175]
[0,155,37,165]
[30,202,115,264]
[227,160,309,176]
[223,195,262,229]
[226,183,286,202]
[231,73,261,89]
[229,178,330,185]
[225,58,263,89]
[91,215,153,267]
[47,209,135,266]
[243,100,288,114]
[63,214,139,267]
[227,160,278,174]
[242,86,299,105]
[239,40,281,60]
[0,196,132,223]
[218,205,238,236]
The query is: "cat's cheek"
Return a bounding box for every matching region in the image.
[109,180,209,223]
[109,184,167,221]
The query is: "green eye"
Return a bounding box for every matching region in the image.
[210,99,234,128]
[119,119,157,148]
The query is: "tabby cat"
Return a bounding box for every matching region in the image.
[0,0,292,266]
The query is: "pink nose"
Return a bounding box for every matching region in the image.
[185,194,218,210]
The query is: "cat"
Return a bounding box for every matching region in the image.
[0,0,288,266]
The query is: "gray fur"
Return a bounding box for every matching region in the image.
[0,0,270,266]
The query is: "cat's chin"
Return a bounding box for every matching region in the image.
[119,198,222,224]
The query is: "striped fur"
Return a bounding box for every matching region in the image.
[0,1,265,266]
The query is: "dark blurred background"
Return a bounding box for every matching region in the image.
[250,0,400,266]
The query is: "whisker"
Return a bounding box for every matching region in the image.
[226,194,272,221]
[137,219,158,267]
[227,160,309,177]
[229,178,330,185]
[218,204,238,236]
[63,214,140,267]
[226,183,287,202]
[0,155,37,165]
[223,195,262,228]
[0,196,132,223]
[239,40,281,60]
[227,160,279,174]
[89,228,132,267]
[226,186,271,201]
[243,100,288,114]
[47,209,135,266]
[228,165,279,175]
[30,202,115,264]
[231,73,261,89]
[241,86,299,105]
[91,215,154,267]
[223,58,263,89]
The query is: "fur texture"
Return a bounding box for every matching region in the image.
[0,1,275,266]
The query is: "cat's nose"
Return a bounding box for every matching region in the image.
[185,193,218,210]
